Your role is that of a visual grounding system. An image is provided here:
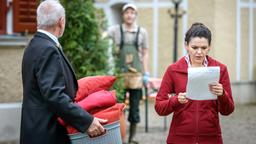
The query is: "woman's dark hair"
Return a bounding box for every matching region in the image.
[185,22,212,45]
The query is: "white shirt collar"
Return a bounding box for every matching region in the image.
[185,54,208,67]
[37,29,60,46]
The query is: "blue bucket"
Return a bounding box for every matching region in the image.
[69,121,122,144]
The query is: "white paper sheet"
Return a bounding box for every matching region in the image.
[186,67,220,100]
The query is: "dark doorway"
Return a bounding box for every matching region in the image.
[110,2,127,25]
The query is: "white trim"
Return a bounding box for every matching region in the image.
[134,3,154,8]
[95,0,133,8]
[236,0,256,81]
[108,0,133,6]
[152,0,159,77]
[248,0,254,80]
[136,2,173,8]
[95,1,174,8]
[182,0,188,56]
[7,4,13,35]
[105,6,116,74]
[240,2,256,8]
[0,103,21,109]
[104,6,113,26]
[94,3,105,8]
[236,0,241,81]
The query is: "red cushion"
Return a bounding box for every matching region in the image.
[58,90,117,127]
[66,125,78,134]
[75,76,116,102]
[77,90,117,113]
[58,118,66,126]
[92,103,126,124]
[67,103,126,134]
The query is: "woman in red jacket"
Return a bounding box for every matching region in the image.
[155,23,234,144]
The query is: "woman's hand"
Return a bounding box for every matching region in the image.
[209,82,224,96]
[178,93,188,104]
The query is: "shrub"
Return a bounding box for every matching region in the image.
[60,0,109,78]
[59,0,125,102]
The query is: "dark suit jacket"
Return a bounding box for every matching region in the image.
[20,32,93,144]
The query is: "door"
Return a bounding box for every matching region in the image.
[13,0,38,33]
[0,0,7,34]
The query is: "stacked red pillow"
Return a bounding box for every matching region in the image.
[59,75,125,134]
[75,76,117,102]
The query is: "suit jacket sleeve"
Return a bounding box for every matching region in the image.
[35,46,93,133]
[155,66,181,116]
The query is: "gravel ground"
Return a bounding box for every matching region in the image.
[0,101,255,144]
[124,101,256,144]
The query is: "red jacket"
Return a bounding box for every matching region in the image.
[155,56,234,144]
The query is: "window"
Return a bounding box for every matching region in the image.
[237,0,256,81]
[13,0,38,33]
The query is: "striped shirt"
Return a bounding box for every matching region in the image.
[184,54,208,67]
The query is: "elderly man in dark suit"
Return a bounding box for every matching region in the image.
[20,0,107,144]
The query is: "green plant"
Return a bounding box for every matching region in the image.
[112,70,125,103]
[59,0,125,102]
[60,0,109,78]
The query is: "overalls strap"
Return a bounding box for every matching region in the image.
[120,25,140,51]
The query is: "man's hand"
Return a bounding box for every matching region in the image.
[87,117,107,137]
[209,82,224,96]
[178,92,188,104]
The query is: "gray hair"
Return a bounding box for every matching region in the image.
[37,0,65,29]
